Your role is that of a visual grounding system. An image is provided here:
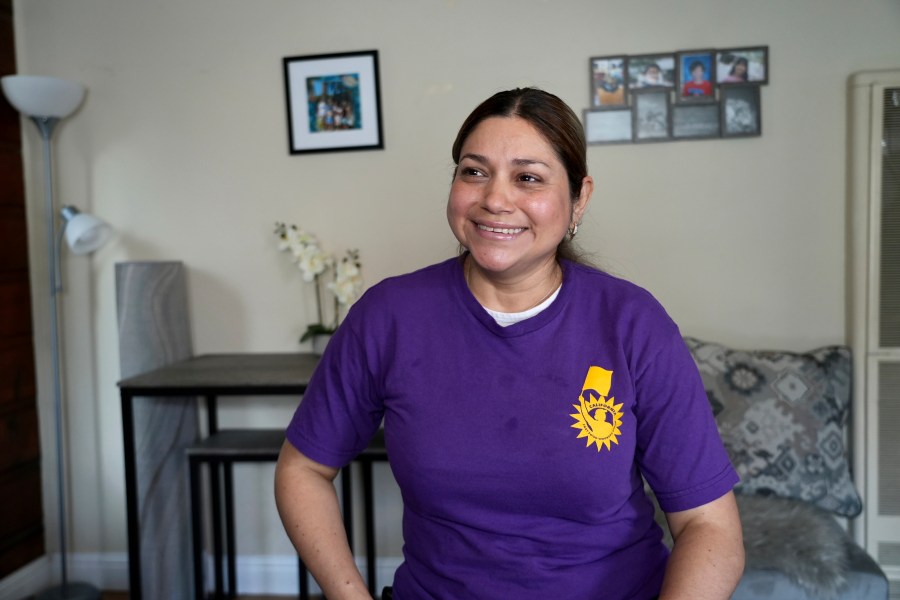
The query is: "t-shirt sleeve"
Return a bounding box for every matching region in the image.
[285,301,385,468]
[632,323,739,513]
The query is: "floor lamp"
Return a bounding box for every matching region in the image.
[1,75,112,600]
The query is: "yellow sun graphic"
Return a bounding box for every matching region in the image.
[570,392,624,452]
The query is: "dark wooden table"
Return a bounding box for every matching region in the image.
[117,353,319,600]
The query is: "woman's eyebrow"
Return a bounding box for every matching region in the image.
[512,158,550,168]
[459,154,550,168]
[459,153,488,164]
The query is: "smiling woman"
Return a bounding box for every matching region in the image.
[275,87,744,600]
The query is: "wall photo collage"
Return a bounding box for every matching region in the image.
[584,46,768,145]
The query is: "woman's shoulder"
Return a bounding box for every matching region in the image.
[351,257,460,310]
[371,257,458,292]
[565,260,678,332]
[566,261,660,303]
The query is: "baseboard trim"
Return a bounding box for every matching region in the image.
[0,556,52,600]
[0,552,402,597]
[233,554,401,595]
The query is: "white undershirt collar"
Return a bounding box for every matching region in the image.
[482,284,562,327]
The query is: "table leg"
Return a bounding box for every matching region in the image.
[341,466,354,552]
[206,394,218,434]
[298,558,309,600]
[225,462,236,598]
[211,461,224,596]
[363,459,376,596]
[120,390,142,600]
[205,395,225,597]
[189,456,204,600]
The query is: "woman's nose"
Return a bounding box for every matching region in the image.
[481,180,514,213]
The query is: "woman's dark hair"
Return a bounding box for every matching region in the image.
[451,88,590,264]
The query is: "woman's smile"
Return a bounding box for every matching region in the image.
[475,222,527,236]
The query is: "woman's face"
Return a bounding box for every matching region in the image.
[734,61,747,76]
[447,116,591,280]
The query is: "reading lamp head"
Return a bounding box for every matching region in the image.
[60,205,112,255]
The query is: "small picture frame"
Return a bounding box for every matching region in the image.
[590,55,628,107]
[721,85,761,137]
[676,49,716,102]
[627,53,675,90]
[584,108,633,145]
[632,91,670,142]
[716,46,768,85]
[672,102,721,140]
[283,50,384,154]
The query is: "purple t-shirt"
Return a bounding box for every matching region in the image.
[287,257,738,600]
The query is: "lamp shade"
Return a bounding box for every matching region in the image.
[61,205,112,255]
[1,75,85,118]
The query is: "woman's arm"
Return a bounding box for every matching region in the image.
[274,440,371,600]
[659,491,745,600]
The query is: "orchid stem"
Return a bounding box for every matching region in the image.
[314,273,324,326]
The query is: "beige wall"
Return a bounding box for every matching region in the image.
[8,0,900,585]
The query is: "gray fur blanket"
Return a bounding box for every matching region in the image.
[737,494,850,599]
[653,493,850,598]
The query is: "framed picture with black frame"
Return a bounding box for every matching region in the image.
[721,84,761,138]
[672,102,720,140]
[716,46,768,85]
[676,49,716,103]
[584,108,633,145]
[632,90,670,142]
[283,49,384,154]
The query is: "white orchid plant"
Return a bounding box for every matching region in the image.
[274,222,363,343]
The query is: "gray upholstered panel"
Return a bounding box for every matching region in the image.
[116,261,198,600]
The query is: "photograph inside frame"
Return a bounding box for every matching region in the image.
[590,56,627,108]
[584,108,632,144]
[627,54,675,90]
[716,47,768,85]
[721,85,761,137]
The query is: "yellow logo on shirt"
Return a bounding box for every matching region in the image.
[570,366,623,452]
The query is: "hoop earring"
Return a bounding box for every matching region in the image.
[568,223,578,239]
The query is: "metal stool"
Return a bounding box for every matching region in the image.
[187,429,307,600]
[187,428,388,599]
[347,429,388,596]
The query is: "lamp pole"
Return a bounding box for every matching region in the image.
[29,113,101,600]
[32,116,66,597]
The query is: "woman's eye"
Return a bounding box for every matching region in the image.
[460,167,484,177]
[519,173,540,183]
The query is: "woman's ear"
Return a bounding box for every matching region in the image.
[574,176,594,224]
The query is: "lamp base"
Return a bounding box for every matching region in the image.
[36,582,101,600]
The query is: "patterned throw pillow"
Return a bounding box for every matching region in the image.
[684,337,862,517]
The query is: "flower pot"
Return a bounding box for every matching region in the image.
[311,333,332,355]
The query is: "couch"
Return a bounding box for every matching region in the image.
[669,338,890,600]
